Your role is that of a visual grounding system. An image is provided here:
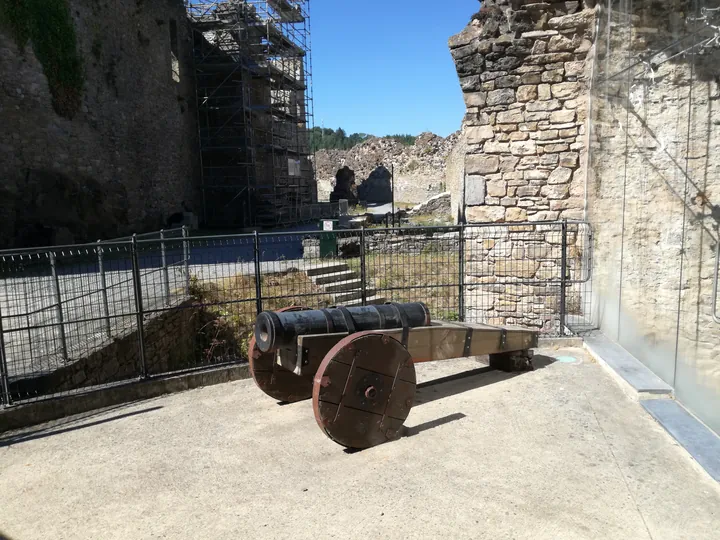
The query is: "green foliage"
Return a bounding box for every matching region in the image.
[310,127,371,152]
[0,0,84,118]
[384,134,417,146]
[310,127,417,152]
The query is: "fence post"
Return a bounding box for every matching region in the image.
[0,300,11,406]
[160,230,170,305]
[360,226,367,306]
[131,235,147,378]
[182,226,191,296]
[97,240,112,338]
[391,163,395,227]
[458,224,465,322]
[560,220,568,336]
[254,231,263,314]
[49,252,69,362]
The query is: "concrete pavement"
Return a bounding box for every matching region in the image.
[1,347,719,539]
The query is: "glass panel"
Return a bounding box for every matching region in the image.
[590,0,720,433]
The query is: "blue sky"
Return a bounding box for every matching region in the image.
[310,0,479,138]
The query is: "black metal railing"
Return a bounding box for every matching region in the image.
[0,221,593,406]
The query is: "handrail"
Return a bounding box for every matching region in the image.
[713,234,720,323]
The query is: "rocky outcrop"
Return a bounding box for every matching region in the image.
[314,132,460,205]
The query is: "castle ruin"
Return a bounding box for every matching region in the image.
[0,0,316,248]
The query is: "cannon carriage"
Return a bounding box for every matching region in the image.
[249,303,538,449]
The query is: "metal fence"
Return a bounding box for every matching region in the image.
[0,221,593,406]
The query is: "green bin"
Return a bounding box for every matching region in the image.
[319,220,338,258]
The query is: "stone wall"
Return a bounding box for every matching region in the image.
[450,0,596,225]
[450,0,720,434]
[464,222,588,332]
[449,0,597,330]
[0,0,199,249]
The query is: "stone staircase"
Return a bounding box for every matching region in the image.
[306,263,386,306]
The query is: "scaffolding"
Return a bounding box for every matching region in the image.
[186,0,315,228]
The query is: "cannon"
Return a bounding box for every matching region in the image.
[248,303,538,449]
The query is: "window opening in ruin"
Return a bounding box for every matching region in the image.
[170,19,180,83]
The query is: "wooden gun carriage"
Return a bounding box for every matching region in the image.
[249,303,538,449]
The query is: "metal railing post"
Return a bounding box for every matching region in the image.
[713,229,720,324]
[131,235,147,378]
[560,220,568,336]
[97,240,112,338]
[160,230,170,305]
[182,226,190,295]
[391,163,396,227]
[254,231,263,314]
[49,251,69,362]
[360,226,367,306]
[458,224,465,322]
[0,300,11,406]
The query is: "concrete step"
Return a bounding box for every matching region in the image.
[305,263,349,277]
[322,279,363,293]
[584,334,673,399]
[312,270,356,285]
[333,289,376,303]
[343,296,387,306]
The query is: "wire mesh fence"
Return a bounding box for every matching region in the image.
[0,221,593,406]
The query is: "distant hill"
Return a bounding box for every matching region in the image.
[310,127,417,152]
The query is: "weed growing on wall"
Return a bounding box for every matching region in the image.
[0,0,84,118]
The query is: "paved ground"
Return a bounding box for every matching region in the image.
[1,347,719,540]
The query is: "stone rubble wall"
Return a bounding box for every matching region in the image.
[450,0,596,225]
[408,193,452,216]
[302,232,460,259]
[313,132,461,205]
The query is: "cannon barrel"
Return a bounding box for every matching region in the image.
[254,302,431,352]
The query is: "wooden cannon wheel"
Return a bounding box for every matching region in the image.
[312,332,417,449]
[248,306,314,403]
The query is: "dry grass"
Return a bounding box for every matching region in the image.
[405,213,453,226]
[189,270,332,362]
[349,251,461,321]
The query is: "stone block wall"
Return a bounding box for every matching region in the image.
[0,0,199,249]
[450,0,597,225]
[449,0,597,329]
[464,223,588,332]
